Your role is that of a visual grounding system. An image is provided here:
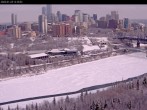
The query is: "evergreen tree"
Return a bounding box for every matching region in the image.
[35,103,38,110]
[53,97,56,106]
[137,80,140,90]
[103,100,108,109]
[143,77,147,85]
[80,92,84,102]
[8,106,11,110]
[65,95,70,103]
[16,104,19,110]
[26,105,29,110]
[127,101,132,109]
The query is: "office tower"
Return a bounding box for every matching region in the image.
[89,17,96,25]
[15,14,17,25]
[74,15,79,23]
[111,11,119,20]
[42,7,46,15]
[46,4,52,23]
[97,20,107,28]
[83,13,89,22]
[38,15,48,34]
[93,14,97,21]
[19,22,32,31]
[124,18,129,29]
[108,19,118,29]
[99,17,106,21]
[62,14,69,21]
[118,19,124,29]
[13,26,21,38]
[31,23,39,32]
[74,10,83,22]
[106,14,111,27]
[51,13,56,22]
[52,23,72,37]
[106,14,111,22]
[11,13,17,25]
[7,25,21,38]
[57,11,62,22]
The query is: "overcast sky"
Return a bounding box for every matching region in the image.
[0,5,147,23]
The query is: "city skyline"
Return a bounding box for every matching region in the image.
[0,5,147,23]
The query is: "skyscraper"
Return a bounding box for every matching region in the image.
[42,7,46,15]
[124,18,129,29]
[83,13,89,22]
[106,14,111,22]
[38,15,48,34]
[57,11,62,22]
[74,10,83,22]
[46,5,52,23]
[11,13,17,25]
[93,14,97,21]
[111,11,119,20]
[7,25,21,38]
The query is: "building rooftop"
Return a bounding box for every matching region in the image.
[28,53,48,59]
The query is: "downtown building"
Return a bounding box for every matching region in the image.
[42,7,46,15]
[19,22,32,31]
[11,13,17,25]
[57,11,62,22]
[108,19,118,29]
[93,14,97,21]
[38,14,48,34]
[74,10,83,23]
[7,25,21,38]
[111,11,119,21]
[46,4,52,23]
[124,18,129,29]
[52,23,72,37]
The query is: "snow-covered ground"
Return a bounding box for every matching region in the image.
[82,45,100,52]
[1,52,147,108]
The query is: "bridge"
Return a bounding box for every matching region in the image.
[113,36,147,47]
[115,36,147,42]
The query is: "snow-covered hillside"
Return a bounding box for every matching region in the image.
[1,52,147,104]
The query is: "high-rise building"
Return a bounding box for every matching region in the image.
[74,10,83,22]
[11,13,17,25]
[97,20,107,28]
[7,25,21,38]
[57,11,62,22]
[46,5,52,23]
[106,14,111,22]
[99,17,106,21]
[31,23,39,32]
[42,7,46,15]
[93,14,97,21]
[118,19,124,29]
[51,13,56,22]
[111,11,119,20]
[83,13,89,22]
[52,23,72,37]
[74,15,79,23]
[124,18,129,29]
[19,22,32,31]
[38,15,48,34]
[62,14,70,21]
[108,19,118,29]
